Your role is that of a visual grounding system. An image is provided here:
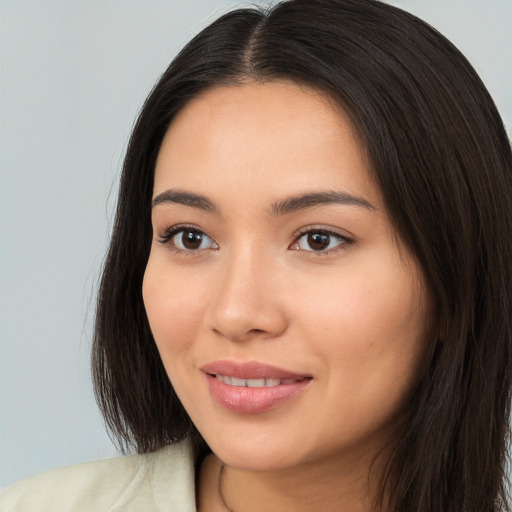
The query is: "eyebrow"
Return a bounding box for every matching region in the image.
[152,189,375,215]
[270,191,375,215]
[152,189,218,213]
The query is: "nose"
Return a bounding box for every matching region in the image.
[204,249,289,343]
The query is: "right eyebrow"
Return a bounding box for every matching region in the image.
[152,189,219,214]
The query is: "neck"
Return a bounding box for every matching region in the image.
[197,448,388,512]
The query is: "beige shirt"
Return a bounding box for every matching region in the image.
[0,439,197,511]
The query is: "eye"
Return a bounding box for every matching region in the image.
[290,228,351,254]
[158,226,218,252]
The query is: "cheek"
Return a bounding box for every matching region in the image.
[142,255,206,365]
[301,263,422,341]
[299,257,428,401]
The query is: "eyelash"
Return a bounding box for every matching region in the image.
[157,225,353,256]
[292,226,354,255]
[157,225,218,255]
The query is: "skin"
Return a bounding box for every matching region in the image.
[143,81,430,511]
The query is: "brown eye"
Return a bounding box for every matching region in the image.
[158,227,218,252]
[293,229,349,253]
[179,230,207,250]
[307,232,331,251]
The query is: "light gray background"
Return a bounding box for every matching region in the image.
[1,0,511,489]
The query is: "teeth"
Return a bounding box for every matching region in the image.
[215,375,301,387]
[246,378,265,387]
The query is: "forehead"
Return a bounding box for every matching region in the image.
[153,81,379,209]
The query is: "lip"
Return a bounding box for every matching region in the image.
[201,360,311,380]
[201,360,312,414]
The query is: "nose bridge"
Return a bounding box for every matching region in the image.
[206,242,287,341]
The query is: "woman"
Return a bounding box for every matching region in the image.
[1,0,511,510]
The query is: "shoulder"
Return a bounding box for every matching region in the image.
[0,439,196,512]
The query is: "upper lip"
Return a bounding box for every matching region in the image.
[201,360,311,380]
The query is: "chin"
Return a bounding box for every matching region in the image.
[200,426,308,471]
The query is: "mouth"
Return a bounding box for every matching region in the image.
[211,374,308,387]
[201,360,311,380]
[201,360,312,413]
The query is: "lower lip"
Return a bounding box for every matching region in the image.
[205,374,310,414]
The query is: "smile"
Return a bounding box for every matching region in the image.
[214,375,305,387]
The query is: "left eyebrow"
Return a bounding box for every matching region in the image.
[270,191,375,215]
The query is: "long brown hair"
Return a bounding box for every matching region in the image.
[92,1,512,510]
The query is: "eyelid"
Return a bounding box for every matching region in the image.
[157,224,218,252]
[290,225,354,254]
[155,223,353,255]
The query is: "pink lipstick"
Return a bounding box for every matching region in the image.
[201,360,311,414]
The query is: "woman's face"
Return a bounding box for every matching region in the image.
[143,81,429,472]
